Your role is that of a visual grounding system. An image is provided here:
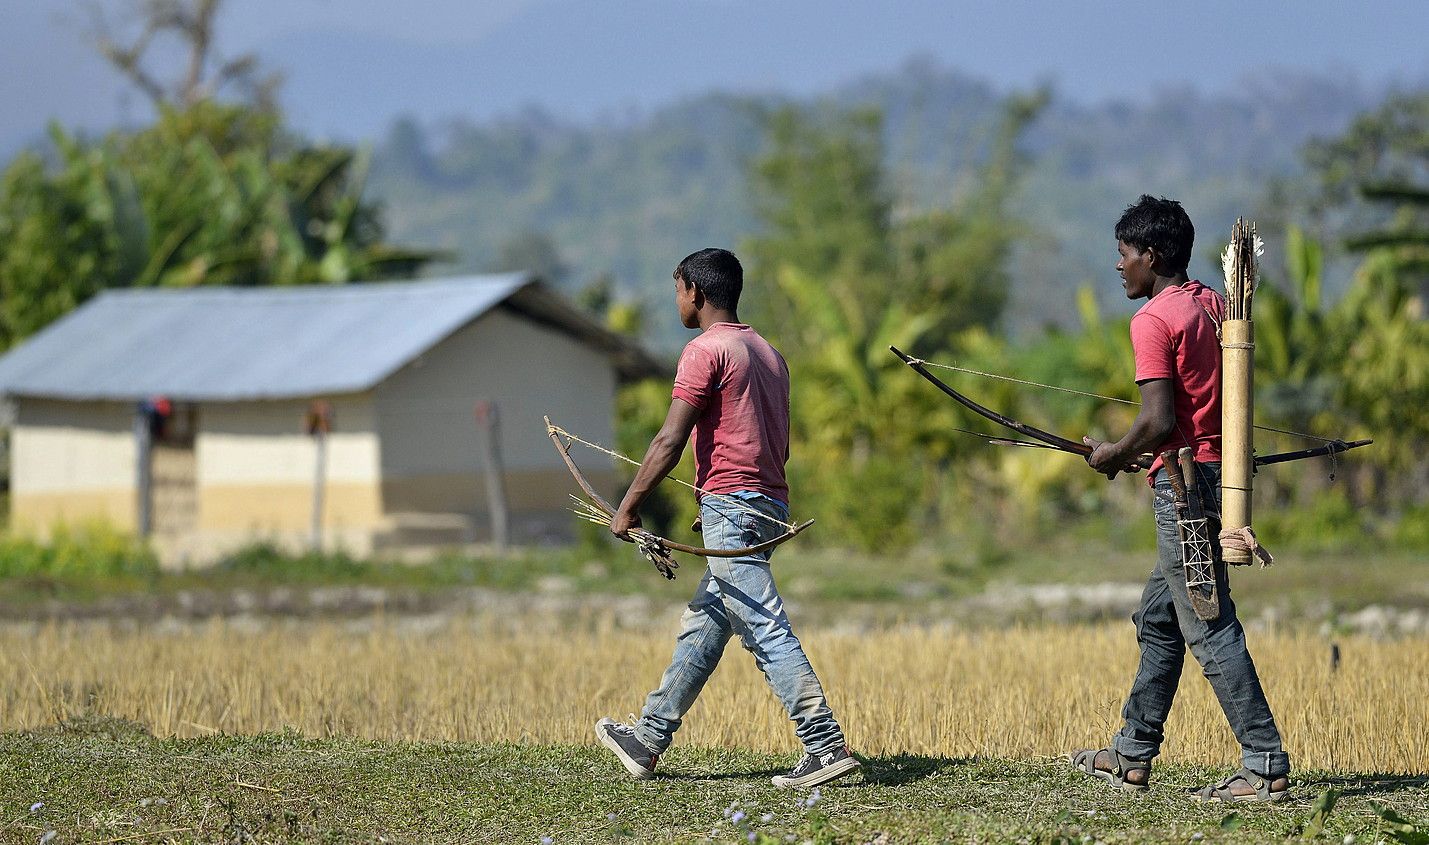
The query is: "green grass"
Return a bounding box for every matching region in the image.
[2,717,1426,843]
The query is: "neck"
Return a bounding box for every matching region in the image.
[697,309,740,330]
[1149,273,1189,299]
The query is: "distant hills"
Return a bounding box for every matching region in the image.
[367,60,1391,349]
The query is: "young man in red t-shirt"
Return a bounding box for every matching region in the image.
[1071,196,1290,802]
[594,248,859,789]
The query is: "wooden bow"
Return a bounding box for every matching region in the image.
[889,347,1372,471]
[545,417,815,579]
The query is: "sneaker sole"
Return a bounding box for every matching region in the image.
[771,756,861,789]
[595,721,655,780]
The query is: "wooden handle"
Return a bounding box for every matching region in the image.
[1177,446,1203,520]
[1161,450,1188,509]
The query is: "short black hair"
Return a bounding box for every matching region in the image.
[674,248,742,311]
[1115,195,1195,274]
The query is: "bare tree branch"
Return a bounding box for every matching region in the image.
[83,0,274,109]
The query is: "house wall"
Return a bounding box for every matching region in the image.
[10,399,138,532]
[188,395,383,560]
[374,307,620,542]
[8,396,385,564]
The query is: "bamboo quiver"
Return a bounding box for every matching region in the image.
[1220,219,1260,564]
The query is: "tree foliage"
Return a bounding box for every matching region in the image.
[0,0,439,349]
[0,102,438,348]
[738,94,1045,549]
[731,88,1429,552]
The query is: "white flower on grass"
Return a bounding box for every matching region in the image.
[28,803,43,814]
[40,832,57,845]
[1190,834,1204,842]
[540,837,554,844]
[761,813,774,823]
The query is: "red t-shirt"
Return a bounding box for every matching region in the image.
[671,323,790,505]
[1130,280,1225,483]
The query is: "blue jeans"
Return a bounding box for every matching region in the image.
[634,491,846,756]
[1111,461,1290,777]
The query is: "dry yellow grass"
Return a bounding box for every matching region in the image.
[2,616,1425,772]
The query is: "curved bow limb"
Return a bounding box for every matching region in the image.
[545,417,815,575]
[890,346,1091,455]
[1254,438,1373,467]
[890,349,1373,475]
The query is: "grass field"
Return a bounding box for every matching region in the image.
[3,618,1427,773]
[3,724,1428,844]
[4,542,1426,842]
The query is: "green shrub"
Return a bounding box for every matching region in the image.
[0,522,159,578]
[1391,502,1429,551]
[1255,488,1369,552]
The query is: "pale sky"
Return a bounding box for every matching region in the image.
[3,0,1428,153]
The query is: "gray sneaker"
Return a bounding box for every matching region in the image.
[771,744,861,788]
[595,717,658,779]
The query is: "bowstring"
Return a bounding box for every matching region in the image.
[910,358,1343,445]
[549,425,799,532]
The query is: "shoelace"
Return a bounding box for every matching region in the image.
[610,714,641,735]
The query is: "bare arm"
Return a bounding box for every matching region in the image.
[1083,378,1176,480]
[609,398,701,539]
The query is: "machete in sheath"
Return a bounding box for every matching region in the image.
[1163,447,1220,621]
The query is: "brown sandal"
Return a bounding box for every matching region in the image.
[1192,768,1291,803]
[1070,748,1150,793]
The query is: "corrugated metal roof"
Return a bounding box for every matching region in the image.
[0,275,666,401]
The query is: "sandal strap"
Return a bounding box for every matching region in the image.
[1072,748,1100,774]
[1201,767,1277,800]
[1072,747,1148,779]
[1112,749,1150,777]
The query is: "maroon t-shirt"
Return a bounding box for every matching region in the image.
[671,323,790,505]
[1130,280,1226,483]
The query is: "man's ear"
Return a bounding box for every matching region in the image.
[690,284,705,309]
[1144,246,1162,275]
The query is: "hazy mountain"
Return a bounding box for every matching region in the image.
[366,60,1393,348]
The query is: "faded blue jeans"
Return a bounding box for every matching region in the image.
[1112,461,1290,777]
[634,491,846,756]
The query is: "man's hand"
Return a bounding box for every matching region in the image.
[1083,436,1123,480]
[609,508,642,541]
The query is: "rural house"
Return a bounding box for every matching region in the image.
[0,274,665,565]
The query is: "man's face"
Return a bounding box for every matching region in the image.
[1117,240,1155,299]
[675,275,699,328]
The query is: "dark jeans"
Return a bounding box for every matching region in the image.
[1111,461,1290,778]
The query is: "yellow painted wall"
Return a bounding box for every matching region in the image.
[10,400,137,532]
[191,397,383,559]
